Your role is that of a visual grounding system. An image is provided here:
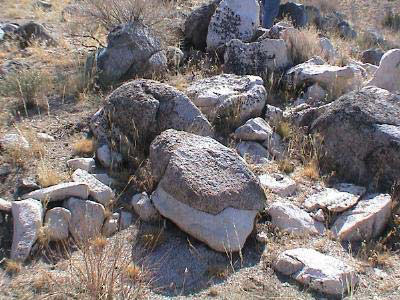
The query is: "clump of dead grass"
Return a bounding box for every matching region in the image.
[4,259,22,275]
[72,138,94,155]
[37,160,66,188]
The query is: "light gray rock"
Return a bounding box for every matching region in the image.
[235,117,274,141]
[206,0,260,51]
[262,133,284,159]
[224,38,289,75]
[304,83,328,103]
[331,193,392,241]
[0,28,4,41]
[64,198,105,242]
[0,133,29,151]
[92,173,113,187]
[11,199,43,261]
[119,210,133,230]
[36,132,54,142]
[274,248,358,295]
[186,74,266,127]
[150,129,265,252]
[311,209,325,222]
[96,144,111,168]
[67,158,95,172]
[268,202,325,235]
[259,173,296,197]
[318,37,336,61]
[131,192,160,222]
[264,105,283,127]
[44,207,71,241]
[236,141,271,165]
[102,212,119,237]
[0,198,11,213]
[303,183,366,212]
[366,48,400,93]
[72,169,114,206]
[22,182,89,202]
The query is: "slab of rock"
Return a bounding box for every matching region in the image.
[206,0,260,51]
[90,80,213,166]
[44,207,71,241]
[268,202,325,235]
[92,174,113,187]
[235,117,274,141]
[331,193,392,241]
[236,141,271,165]
[72,169,114,206]
[102,212,119,237]
[11,199,43,261]
[303,183,366,212]
[150,129,265,252]
[0,198,11,213]
[64,198,105,242]
[22,182,89,202]
[0,133,29,151]
[274,248,358,295]
[259,173,296,197]
[186,74,266,127]
[119,210,133,230]
[131,192,160,222]
[67,158,95,172]
[224,38,289,75]
[366,49,400,93]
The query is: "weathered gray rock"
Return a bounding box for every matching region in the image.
[206,0,260,51]
[259,173,296,197]
[92,174,114,187]
[235,117,273,141]
[366,49,400,93]
[96,144,111,168]
[361,48,384,66]
[304,83,328,103]
[15,21,56,47]
[64,198,105,242]
[72,169,114,206]
[186,74,266,127]
[150,129,265,252]
[93,22,167,87]
[224,38,289,75]
[102,212,119,237]
[310,86,400,190]
[90,80,213,166]
[0,133,29,151]
[36,132,55,142]
[11,199,43,261]
[268,202,325,235]
[67,158,95,172]
[236,141,271,164]
[318,37,336,61]
[303,183,366,212]
[131,192,160,222]
[166,46,184,69]
[44,207,71,241]
[274,248,358,295]
[332,193,392,241]
[264,105,283,126]
[119,210,133,230]
[262,133,284,159]
[277,2,308,28]
[0,198,11,213]
[22,182,89,202]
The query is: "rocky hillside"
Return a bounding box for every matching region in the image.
[0,0,399,299]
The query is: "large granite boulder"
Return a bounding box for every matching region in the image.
[90,80,213,166]
[310,86,400,190]
[185,74,266,127]
[150,129,265,252]
[207,0,260,51]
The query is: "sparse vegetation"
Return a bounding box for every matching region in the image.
[72,138,94,155]
[37,160,66,188]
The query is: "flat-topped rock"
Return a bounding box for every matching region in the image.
[22,182,89,202]
[67,158,95,172]
[259,173,296,197]
[235,117,274,141]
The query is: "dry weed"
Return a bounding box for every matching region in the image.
[4,259,22,274]
[72,138,94,155]
[37,160,66,188]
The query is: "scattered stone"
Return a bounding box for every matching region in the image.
[92,174,113,187]
[72,169,114,206]
[264,105,283,126]
[303,183,366,212]
[235,117,274,141]
[274,248,358,295]
[11,199,43,262]
[0,198,11,213]
[236,141,271,165]
[131,192,160,222]
[259,173,296,197]
[44,207,71,241]
[268,202,325,235]
[0,133,29,151]
[65,198,105,242]
[367,48,400,93]
[22,182,89,202]
[186,74,266,127]
[0,163,11,176]
[277,2,308,27]
[332,193,392,241]
[67,157,95,172]
[102,212,119,237]
[361,48,384,66]
[206,0,260,51]
[15,21,56,47]
[150,129,265,252]
[119,210,133,230]
[224,38,289,75]
[16,177,40,195]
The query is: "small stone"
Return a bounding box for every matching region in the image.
[44,207,71,241]
[236,141,271,165]
[96,144,111,168]
[374,268,388,279]
[34,0,52,10]
[102,212,119,237]
[11,199,43,261]
[0,198,12,213]
[235,117,274,141]
[67,158,95,172]
[131,192,160,222]
[0,133,30,151]
[22,182,89,202]
[17,177,40,195]
[72,169,114,206]
[259,173,297,197]
[36,132,55,142]
[311,209,325,222]
[256,231,268,243]
[119,210,133,230]
[264,105,283,126]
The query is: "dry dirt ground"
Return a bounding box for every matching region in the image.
[0,0,400,299]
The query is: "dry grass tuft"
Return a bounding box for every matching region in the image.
[4,259,22,274]
[37,160,66,188]
[278,158,295,174]
[300,159,320,181]
[72,138,94,155]
[138,226,166,251]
